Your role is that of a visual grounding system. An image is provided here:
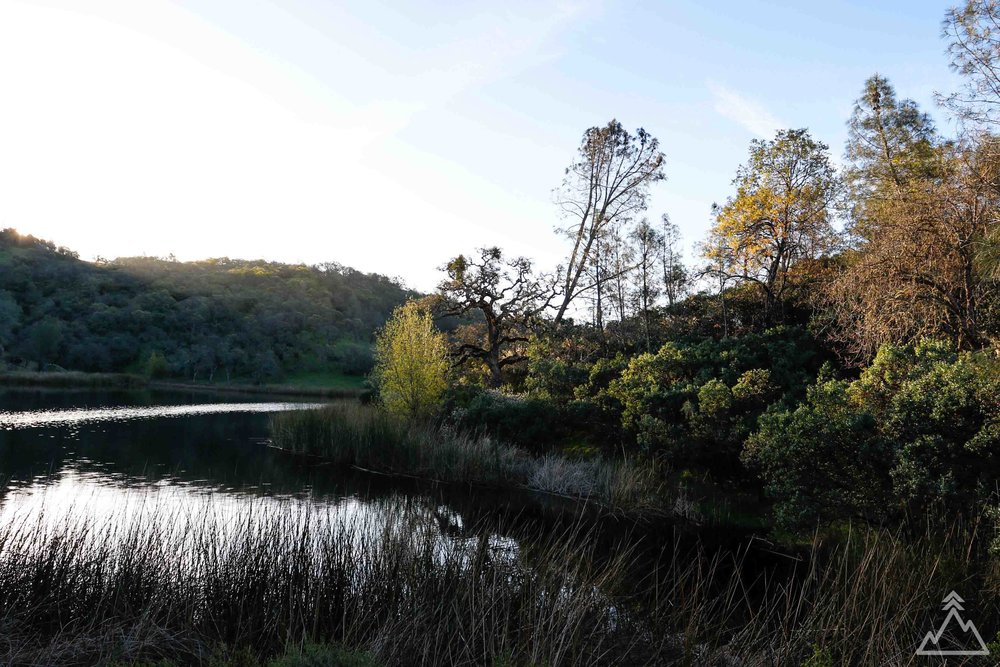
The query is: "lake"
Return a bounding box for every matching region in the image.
[0,388,587,564]
[0,387,782,559]
[0,387,805,665]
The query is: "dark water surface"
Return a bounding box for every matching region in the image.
[0,388,327,500]
[0,388,780,588]
[0,388,559,558]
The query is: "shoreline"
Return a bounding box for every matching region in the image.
[0,371,364,399]
[150,379,363,399]
[0,370,146,389]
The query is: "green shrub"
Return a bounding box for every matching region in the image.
[879,347,1000,516]
[523,336,590,401]
[450,390,563,453]
[746,340,1000,528]
[744,379,890,530]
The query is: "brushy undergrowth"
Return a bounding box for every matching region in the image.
[269,403,662,512]
[0,501,996,666]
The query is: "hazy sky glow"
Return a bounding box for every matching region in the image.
[0,0,964,289]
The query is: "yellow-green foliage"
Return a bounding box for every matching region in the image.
[372,301,449,418]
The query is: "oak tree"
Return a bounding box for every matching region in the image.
[436,247,557,387]
[703,129,840,323]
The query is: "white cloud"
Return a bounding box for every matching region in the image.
[706,81,784,138]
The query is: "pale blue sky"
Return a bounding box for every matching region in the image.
[0,0,964,290]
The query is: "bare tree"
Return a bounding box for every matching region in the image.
[435,247,557,387]
[598,224,636,347]
[940,1,1000,128]
[696,259,736,339]
[629,219,663,350]
[553,120,665,324]
[584,228,622,336]
[660,214,688,307]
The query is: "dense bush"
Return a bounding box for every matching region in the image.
[745,340,1000,529]
[744,379,891,530]
[445,386,620,456]
[448,389,564,453]
[591,326,825,475]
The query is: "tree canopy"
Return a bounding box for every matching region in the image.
[0,228,413,382]
[703,129,840,323]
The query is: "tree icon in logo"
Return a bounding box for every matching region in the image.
[916,591,989,656]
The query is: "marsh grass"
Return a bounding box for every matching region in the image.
[0,500,996,666]
[0,503,644,666]
[270,404,662,512]
[629,521,1000,666]
[270,402,526,486]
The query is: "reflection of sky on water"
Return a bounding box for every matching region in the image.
[0,401,326,429]
[0,393,521,569]
[0,466,520,574]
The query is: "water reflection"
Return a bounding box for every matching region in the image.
[0,388,526,562]
[0,401,327,429]
[0,388,779,650]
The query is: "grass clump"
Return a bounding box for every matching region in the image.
[270,402,527,486]
[111,643,379,667]
[270,403,662,512]
[0,503,643,665]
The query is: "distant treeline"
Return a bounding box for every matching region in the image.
[0,229,415,382]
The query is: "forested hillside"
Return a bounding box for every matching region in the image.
[0,229,414,382]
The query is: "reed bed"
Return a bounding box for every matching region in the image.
[0,499,995,666]
[0,501,644,665]
[269,404,662,512]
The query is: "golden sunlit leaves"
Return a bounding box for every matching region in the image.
[703,129,839,319]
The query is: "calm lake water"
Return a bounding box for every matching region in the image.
[0,388,550,560]
[0,387,780,585]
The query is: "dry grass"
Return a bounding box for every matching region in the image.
[0,502,644,665]
[0,500,995,666]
